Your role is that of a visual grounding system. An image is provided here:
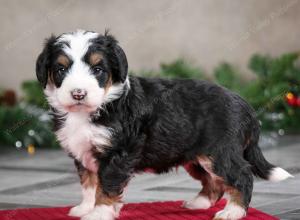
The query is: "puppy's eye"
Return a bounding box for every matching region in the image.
[93,66,104,75]
[57,67,66,75]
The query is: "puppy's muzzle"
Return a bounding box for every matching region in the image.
[71,88,87,101]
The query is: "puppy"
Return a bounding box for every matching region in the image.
[36,30,293,220]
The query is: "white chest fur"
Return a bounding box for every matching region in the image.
[56,112,112,161]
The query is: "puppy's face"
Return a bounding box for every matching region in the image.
[36,30,128,113]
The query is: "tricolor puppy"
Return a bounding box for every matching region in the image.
[36,30,293,220]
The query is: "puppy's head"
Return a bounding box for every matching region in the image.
[36,30,128,113]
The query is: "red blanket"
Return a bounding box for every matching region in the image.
[0,199,278,220]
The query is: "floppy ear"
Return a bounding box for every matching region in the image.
[113,44,128,83]
[93,32,128,83]
[36,36,56,88]
[36,50,48,88]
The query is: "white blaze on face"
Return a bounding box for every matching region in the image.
[44,30,130,114]
[47,30,104,113]
[56,62,105,112]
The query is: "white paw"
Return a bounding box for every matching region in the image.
[69,204,93,217]
[81,205,116,220]
[113,202,124,217]
[183,195,211,209]
[214,203,246,220]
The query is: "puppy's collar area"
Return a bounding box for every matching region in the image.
[90,108,102,121]
[90,77,130,121]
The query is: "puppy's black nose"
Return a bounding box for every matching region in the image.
[71,88,87,101]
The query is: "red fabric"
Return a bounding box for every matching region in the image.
[0,199,278,220]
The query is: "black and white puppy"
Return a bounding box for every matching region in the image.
[36,30,293,220]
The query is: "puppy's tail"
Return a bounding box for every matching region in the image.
[244,140,293,182]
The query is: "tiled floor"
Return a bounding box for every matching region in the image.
[0,140,299,219]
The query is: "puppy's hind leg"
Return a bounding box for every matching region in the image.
[183,162,224,210]
[210,153,253,220]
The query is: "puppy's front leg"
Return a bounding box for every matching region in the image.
[69,160,97,217]
[82,153,133,220]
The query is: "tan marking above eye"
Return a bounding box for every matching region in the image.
[89,52,103,66]
[57,54,70,67]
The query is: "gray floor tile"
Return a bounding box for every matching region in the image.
[0,170,72,192]
[277,209,300,220]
